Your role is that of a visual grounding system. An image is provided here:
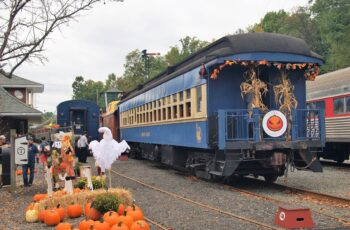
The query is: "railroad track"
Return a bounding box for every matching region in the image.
[224,177,350,225]
[110,169,283,230]
[321,160,350,170]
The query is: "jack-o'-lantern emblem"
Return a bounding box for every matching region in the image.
[262,110,287,137]
[267,115,283,131]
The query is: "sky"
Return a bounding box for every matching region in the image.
[15,0,310,113]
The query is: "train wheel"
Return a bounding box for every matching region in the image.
[263,174,278,183]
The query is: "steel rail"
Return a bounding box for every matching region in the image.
[110,169,283,230]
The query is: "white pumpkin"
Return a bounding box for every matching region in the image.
[25,209,39,223]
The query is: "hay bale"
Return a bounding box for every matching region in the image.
[37,188,132,211]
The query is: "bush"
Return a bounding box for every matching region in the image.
[74,176,106,189]
[92,193,121,214]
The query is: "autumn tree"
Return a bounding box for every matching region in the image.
[0,0,122,78]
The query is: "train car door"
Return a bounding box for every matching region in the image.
[70,108,87,135]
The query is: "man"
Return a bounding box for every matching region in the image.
[0,135,9,148]
[23,136,38,187]
[77,132,89,163]
[0,135,8,187]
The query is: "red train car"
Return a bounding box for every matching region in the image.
[101,109,120,141]
[306,67,350,163]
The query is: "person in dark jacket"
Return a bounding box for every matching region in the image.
[23,136,38,187]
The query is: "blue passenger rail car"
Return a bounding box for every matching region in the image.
[119,33,325,182]
[57,100,100,140]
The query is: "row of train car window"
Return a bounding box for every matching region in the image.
[120,85,205,127]
[307,96,350,115]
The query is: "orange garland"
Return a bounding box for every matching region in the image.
[210,59,320,81]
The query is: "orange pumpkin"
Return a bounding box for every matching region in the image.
[117,204,124,216]
[111,221,129,230]
[125,205,141,213]
[67,203,82,218]
[55,204,66,221]
[74,188,81,193]
[130,220,150,230]
[103,211,119,227]
[267,115,283,131]
[39,207,49,223]
[93,220,111,230]
[26,202,35,211]
[79,219,95,230]
[44,210,61,226]
[126,205,143,221]
[119,211,133,229]
[56,222,72,230]
[60,162,67,170]
[33,193,47,202]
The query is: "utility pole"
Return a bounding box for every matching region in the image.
[141,49,160,79]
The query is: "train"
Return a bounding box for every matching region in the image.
[56,100,100,141]
[103,33,325,182]
[306,67,350,163]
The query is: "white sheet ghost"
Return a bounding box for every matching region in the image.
[89,127,130,173]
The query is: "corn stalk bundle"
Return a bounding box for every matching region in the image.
[240,67,268,116]
[37,188,132,212]
[273,71,298,139]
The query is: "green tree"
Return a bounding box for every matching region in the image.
[72,76,105,107]
[105,73,119,90]
[311,0,350,72]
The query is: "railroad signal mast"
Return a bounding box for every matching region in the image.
[141,49,160,79]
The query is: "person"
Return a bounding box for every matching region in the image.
[77,132,89,163]
[0,135,8,187]
[23,136,38,187]
[0,135,9,148]
[38,137,50,165]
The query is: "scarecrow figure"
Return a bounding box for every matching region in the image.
[89,127,130,188]
[61,134,75,179]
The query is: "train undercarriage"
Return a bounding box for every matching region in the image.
[129,142,322,183]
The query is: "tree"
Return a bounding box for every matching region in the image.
[72,76,105,107]
[105,73,119,90]
[165,36,209,66]
[311,0,350,72]
[0,0,122,78]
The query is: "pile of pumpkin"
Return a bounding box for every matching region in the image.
[25,192,149,230]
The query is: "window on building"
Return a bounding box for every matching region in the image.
[196,86,202,112]
[334,98,345,114]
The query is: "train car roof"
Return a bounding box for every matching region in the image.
[307,67,350,101]
[121,32,323,103]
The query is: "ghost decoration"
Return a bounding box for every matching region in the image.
[59,173,73,194]
[89,127,130,173]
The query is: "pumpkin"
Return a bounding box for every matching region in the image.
[119,211,133,229]
[56,222,72,230]
[55,204,66,221]
[39,207,49,223]
[79,219,95,230]
[44,210,61,226]
[74,188,81,193]
[67,203,83,218]
[33,193,46,202]
[117,204,124,216]
[130,220,150,230]
[25,209,39,223]
[111,221,128,230]
[267,115,283,131]
[60,162,67,170]
[87,203,102,221]
[126,205,143,221]
[103,211,119,227]
[16,169,22,175]
[93,220,111,230]
[26,202,39,212]
[125,205,141,213]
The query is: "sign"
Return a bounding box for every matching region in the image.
[262,110,287,137]
[15,136,28,165]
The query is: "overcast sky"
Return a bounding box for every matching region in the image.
[16,0,310,112]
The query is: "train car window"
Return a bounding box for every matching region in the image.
[186,102,191,117]
[333,97,345,114]
[162,98,165,106]
[346,97,350,113]
[196,86,202,112]
[153,101,157,108]
[173,94,177,103]
[167,107,171,120]
[179,104,184,118]
[150,112,153,122]
[162,108,166,120]
[173,105,178,119]
[158,100,161,107]
[186,89,191,99]
[167,96,171,104]
[179,92,183,102]
[158,109,161,120]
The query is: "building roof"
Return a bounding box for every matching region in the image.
[306,67,350,100]
[0,86,42,120]
[0,71,44,93]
